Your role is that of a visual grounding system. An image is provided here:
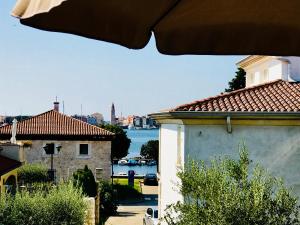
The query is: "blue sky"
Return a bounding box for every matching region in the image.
[0,0,244,120]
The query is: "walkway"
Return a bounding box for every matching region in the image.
[105,185,158,225]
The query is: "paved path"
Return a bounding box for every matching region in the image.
[105,185,158,225]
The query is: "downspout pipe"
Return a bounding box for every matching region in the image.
[227,116,232,133]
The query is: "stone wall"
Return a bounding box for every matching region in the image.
[24,140,111,181]
[84,197,95,225]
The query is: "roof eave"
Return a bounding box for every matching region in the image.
[149,111,300,121]
[0,134,114,141]
[236,55,274,68]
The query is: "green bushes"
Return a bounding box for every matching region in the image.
[164,147,300,225]
[0,183,87,225]
[18,163,48,184]
[98,180,118,217]
[73,165,97,197]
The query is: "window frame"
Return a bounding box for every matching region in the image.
[76,143,91,158]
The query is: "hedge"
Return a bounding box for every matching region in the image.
[0,183,87,225]
[17,163,48,184]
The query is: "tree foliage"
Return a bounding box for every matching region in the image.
[0,183,86,225]
[98,180,118,219]
[73,165,97,197]
[101,124,131,159]
[140,140,159,162]
[225,68,246,92]
[164,146,300,225]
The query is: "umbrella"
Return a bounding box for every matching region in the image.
[12,0,300,56]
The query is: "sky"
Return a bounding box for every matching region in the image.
[0,1,244,120]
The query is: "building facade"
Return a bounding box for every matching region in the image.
[151,56,300,223]
[0,107,114,181]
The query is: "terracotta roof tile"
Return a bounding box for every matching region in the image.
[172,80,300,113]
[0,110,114,138]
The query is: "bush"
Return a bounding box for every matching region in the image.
[98,180,118,217]
[0,183,86,225]
[164,146,300,225]
[18,163,48,184]
[73,165,97,197]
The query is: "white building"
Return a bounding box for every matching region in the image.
[238,55,300,87]
[151,56,300,223]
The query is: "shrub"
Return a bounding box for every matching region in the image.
[164,146,300,225]
[98,180,118,217]
[18,163,48,184]
[47,183,87,225]
[0,183,86,225]
[73,165,97,197]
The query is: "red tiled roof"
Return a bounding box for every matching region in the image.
[0,155,21,176]
[173,80,300,112]
[0,110,114,138]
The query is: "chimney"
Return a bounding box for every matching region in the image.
[54,101,59,112]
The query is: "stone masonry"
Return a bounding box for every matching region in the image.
[24,140,111,181]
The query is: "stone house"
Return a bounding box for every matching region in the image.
[151,56,300,222]
[0,106,114,181]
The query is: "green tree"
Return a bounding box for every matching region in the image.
[164,146,300,225]
[225,68,246,92]
[101,124,131,160]
[140,140,159,163]
[73,165,97,197]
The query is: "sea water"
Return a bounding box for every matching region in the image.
[112,129,159,176]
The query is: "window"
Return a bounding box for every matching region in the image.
[76,143,91,158]
[79,144,89,155]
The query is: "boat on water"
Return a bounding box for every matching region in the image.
[128,124,134,130]
[147,160,157,166]
[140,160,146,165]
[127,159,139,166]
[118,159,128,165]
[117,172,127,176]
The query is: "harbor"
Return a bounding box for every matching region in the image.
[112,129,158,177]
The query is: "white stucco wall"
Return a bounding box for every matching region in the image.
[243,56,300,87]
[0,143,24,162]
[159,124,184,220]
[159,122,300,223]
[244,58,286,87]
[286,57,300,81]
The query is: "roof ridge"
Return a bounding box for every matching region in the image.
[55,111,114,135]
[0,109,55,128]
[173,79,288,111]
[0,110,114,137]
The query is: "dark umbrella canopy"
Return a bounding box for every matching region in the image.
[12,0,300,56]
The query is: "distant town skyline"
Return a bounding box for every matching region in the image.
[1,1,243,120]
